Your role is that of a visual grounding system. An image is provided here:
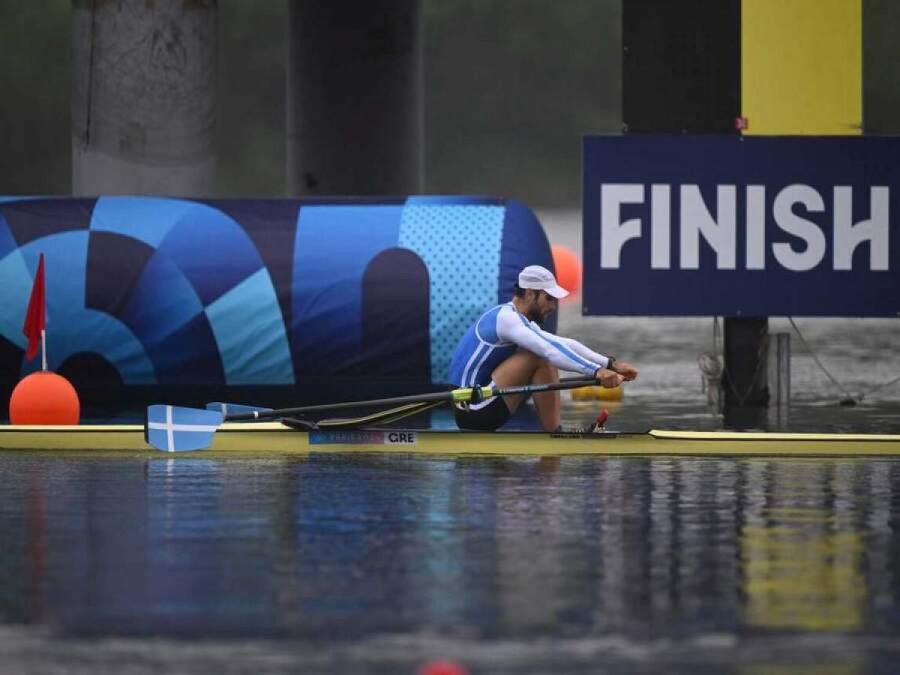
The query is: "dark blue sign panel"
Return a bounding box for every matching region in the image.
[582,136,900,316]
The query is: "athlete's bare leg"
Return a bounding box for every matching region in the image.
[529,359,561,431]
[490,349,561,431]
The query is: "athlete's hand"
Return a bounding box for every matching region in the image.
[613,361,638,381]
[595,368,624,388]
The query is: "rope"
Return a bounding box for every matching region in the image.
[786,317,856,402]
[701,317,899,407]
[859,373,900,402]
[788,316,900,404]
[698,317,723,404]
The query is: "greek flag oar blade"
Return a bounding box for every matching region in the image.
[146,405,224,452]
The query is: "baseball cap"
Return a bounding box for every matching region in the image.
[517,265,570,299]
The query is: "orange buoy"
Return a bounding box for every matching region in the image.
[551,245,581,300]
[418,661,468,675]
[9,371,80,425]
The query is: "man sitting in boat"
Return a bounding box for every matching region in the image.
[448,265,637,432]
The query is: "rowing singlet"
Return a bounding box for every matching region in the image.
[447,303,610,387]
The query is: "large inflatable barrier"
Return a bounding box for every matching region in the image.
[0,196,554,412]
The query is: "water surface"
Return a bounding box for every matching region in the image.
[4,452,900,673]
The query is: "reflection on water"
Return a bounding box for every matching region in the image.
[741,463,866,632]
[3,453,900,672]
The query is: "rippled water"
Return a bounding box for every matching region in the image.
[4,452,900,673]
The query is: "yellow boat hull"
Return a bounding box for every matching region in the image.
[1,423,900,456]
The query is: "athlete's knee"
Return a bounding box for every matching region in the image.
[517,350,556,373]
[535,359,558,377]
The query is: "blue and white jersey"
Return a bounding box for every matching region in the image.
[447,302,611,386]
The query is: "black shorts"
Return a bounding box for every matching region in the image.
[454,397,511,431]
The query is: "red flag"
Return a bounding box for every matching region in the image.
[23,254,46,361]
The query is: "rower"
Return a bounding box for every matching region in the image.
[448,265,638,432]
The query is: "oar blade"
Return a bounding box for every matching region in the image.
[206,402,273,417]
[146,405,224,452]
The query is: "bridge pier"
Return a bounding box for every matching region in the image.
[285,0,423,196]
[71,0,217,196]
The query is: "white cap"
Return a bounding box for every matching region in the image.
[517,265,570,299]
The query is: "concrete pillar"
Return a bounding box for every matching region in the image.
[286,0,423,196]
[71,0,216,196]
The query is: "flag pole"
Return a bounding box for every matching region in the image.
[23,253,47,369]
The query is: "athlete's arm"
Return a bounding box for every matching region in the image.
[495,309,602,377]
[547,334,613,369]
[534,327,638,381]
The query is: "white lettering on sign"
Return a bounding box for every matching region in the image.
[651,184,670,269]
[680,185,736,269]
[601,184,643,268]
[834,186,890,271]
[599,183,890,271]
[772,184,826,271]
[746,185,766,270]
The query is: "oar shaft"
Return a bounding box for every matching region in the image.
[225,376,600,423]
[226,389,456,422]
[494,377,598,398]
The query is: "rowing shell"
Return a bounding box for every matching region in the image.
[1,423,900,456]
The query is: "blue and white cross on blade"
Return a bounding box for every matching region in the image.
[146,405,224,452]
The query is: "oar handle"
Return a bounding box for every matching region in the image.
[495,377,599,398]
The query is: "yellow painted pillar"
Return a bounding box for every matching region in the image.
[741,0,861,135]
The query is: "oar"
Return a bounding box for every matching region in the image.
[227,375,601,422]
[202,376,597,423]
[207,399,424,427]
[206,402,273,416]
[145,376,600,452]
[316,400,444,429]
